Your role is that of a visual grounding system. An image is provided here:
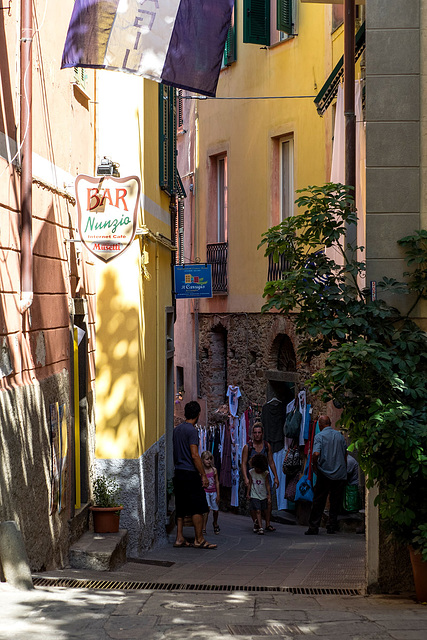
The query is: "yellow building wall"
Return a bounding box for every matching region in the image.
[197,2,334,314]
[95,75,172,460]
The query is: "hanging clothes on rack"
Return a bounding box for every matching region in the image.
[220,423,232,487]
[271,448,288,511]
[212,426,222,476]
[229,416,239,506]
[239,412,247,463]
[298,390,307,445]
[262,398,287,453]
[227,384,241,417]
[304,404,311,440]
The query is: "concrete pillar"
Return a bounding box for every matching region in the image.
[0,521,33,590]
[366,485,379,591]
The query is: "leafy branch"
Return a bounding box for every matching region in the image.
[259,183,427,556]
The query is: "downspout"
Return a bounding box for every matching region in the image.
[170,196,177,321]
[194,101,200,397]
[344,0,357,251]
[19,0,33,314]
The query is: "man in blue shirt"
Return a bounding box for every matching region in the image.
[173,401,217,549]
[305,415,347,535]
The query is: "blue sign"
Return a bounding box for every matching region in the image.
[175,264,213,299]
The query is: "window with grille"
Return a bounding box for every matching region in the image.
[177,199,184,265]
[280,137,294,220]
[177,89,184,131]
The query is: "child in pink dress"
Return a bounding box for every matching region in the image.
[201,451,220,535]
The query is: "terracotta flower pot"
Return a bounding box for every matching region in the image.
[90,506,123,533]
[409,546,427,603]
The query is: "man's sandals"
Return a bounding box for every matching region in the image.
[173,540,193,548]
[193,540,217,550]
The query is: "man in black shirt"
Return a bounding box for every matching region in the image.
[173,401,217,549]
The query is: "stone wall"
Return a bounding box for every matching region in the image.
[0,372,74,570]
[198,312,324,421]
[95,436,168,558]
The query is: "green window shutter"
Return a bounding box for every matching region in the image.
[243,0,270,46]
[159,84,169,191]
[177,89,184,129]
[277,0,292,35]
[158,84,177,195]
[170,87,177,194]
[223,3,237,66]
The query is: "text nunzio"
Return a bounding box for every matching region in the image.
[85,187,132,236]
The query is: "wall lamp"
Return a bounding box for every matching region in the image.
[96,156,120,177]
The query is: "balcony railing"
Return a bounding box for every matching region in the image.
[267,252,291,281]
[207,242,228,294]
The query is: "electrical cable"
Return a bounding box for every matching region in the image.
[183,95,316,100]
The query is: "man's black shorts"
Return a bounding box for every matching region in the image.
[173,469,209,518]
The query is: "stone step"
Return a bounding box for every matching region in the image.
[69,529,128,572]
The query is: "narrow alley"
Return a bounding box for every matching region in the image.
[0,513,424,640]
[36,512,365,590]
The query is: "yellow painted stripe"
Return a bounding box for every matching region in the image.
[74,327,81,509]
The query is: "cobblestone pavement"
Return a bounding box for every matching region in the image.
[3,512,425,639]
[1,584,426,640]
[38,512,366,589]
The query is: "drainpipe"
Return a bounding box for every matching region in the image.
[170,196,177,321]
[19,0,33,314]
[344,0,357,252]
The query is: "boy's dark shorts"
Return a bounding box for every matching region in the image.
[250,497,268,511]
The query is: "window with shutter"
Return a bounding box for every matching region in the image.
[177,89,184,130]
[223,2,237,66]
[177,199,184,265]
[243,0,270,46]
[158,84,177,195]
[280,137,294,220]
[277,0,292,35]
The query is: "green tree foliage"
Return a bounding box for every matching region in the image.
[259,183,427,558]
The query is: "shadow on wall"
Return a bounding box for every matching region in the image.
[96,269,141,459]
[0,374,71,571]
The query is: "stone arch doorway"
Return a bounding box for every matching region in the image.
[205,323,228,412]
[265,333,297,405]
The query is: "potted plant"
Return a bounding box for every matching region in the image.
[90,473,123,533]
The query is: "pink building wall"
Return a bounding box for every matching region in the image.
[0,2,96,569]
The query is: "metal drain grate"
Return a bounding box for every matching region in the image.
[127,558,175,567]
[228,624,303,636]
[32,577,362,596]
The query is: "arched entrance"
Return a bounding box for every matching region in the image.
[265,333,297,406]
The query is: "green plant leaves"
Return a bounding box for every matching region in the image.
[92,474,122,508]
[259,182,427,555]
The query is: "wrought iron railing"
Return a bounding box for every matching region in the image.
[207,242,228,294]
[267,253,291,281]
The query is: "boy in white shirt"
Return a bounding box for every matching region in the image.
[247,454,271,535]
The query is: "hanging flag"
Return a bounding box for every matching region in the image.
[61,0,234,97]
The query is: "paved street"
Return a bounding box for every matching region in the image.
[2,512,426,639]
[1,582,426,639]
[37,512,366,589]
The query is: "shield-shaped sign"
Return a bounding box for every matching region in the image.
[75,174,141,263]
